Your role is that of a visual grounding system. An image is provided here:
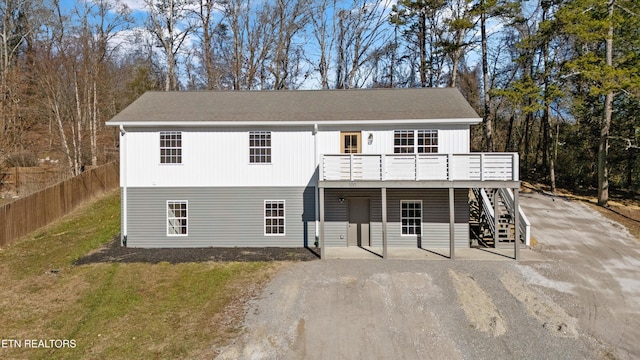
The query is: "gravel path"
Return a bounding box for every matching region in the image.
[217,261,604,359]
[215,192,640,360]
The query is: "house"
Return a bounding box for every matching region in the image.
[106,88,528,259]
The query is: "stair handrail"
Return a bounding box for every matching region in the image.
[498,188,531,246]
[472,188,495,237]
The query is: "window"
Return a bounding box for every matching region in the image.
[264,200,285,235]
[417,130,438,153]
[394,130,414,153]
[167,201,188,236]
[160,131,182,164]
[249,131,271,163]
[341,132,361,153]
[401,200,422,235]
[394,130,438,153]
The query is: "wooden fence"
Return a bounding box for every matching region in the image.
[0,165,70,196]
[0,161,120,248]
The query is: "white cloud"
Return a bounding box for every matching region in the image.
[119,0,147,11]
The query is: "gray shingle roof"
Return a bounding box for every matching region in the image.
[106,88,480,125]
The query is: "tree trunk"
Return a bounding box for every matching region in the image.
[628,122,635,188]
[480,9,493,151]
[544,104,556,191]
[91,80,98,166]
[449,32,464,87]
[598,0,614,206]
[419,11,427,87]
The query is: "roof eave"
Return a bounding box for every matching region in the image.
[106,118,482,127]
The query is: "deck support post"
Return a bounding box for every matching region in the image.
[514,187,520,260]
[319,187,325,259]
[493,189,499,247]
[449,187,455,260]
[382,187,388,259]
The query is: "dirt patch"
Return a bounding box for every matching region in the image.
[501,272,578,337]
[588,202,640,243]
[74,236,320,265]
[449,270,506,337]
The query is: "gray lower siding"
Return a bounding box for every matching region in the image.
[324,188,470,248]
[123,186,316,248]
[121,186,469,248]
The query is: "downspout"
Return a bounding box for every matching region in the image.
[314,123,319,247]
[120,125,128,247]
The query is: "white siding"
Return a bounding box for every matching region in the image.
[439,126,470,153]
[317,130,341,155]
[125,127,317,187]
[123,123,471,187]
[319,124,470,155]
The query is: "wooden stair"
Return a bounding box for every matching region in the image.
[470,188,524,249]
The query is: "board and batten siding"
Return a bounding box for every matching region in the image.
[124,127,317,188]
[125,186,316,248]
[324,188,469,248]
[122,124,471,188]
[316,124,470,156]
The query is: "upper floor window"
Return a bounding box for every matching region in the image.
[160,131,182,164]
[249,131,271,163]
[394,130,438,153]
[417,130,438,153]
[394,130,414,153]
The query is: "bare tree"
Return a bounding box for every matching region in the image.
[145,0,195,91]
[308,0,337,89]
[221,0,274,90]
[192,0,228,89]
[0,0,46,151]
[268,0,310,89]
[335,0,391,89]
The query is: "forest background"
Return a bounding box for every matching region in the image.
[0,0,638,205]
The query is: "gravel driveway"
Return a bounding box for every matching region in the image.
[217,191,640,359]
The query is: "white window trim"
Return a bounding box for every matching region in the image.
[167,200,188,236]
[264,200,286,236]
[393,129,414,154]
[400,200,422,236]
[159,131,183,165]
[417,129,438,153]
[394,130,438,154]
[249,131,272,164]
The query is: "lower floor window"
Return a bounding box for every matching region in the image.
[265,200,285,235]
[401,200,422,235]
[167,200,188,236]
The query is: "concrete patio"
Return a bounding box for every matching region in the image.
[324,246,547,261]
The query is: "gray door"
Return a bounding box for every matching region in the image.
[348,198,370,246]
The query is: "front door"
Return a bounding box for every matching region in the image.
[341,132,361,153]
[348,198,370,246]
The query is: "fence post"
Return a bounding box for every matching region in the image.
[15,167,19,195]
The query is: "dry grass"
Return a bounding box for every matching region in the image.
[0,192,283,359]
[587,202,640,243]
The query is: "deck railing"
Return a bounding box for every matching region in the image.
[321,153,519,182]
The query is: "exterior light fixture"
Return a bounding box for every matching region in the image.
[368,133,373,145]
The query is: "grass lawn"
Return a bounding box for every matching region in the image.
[0,191,280,359]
